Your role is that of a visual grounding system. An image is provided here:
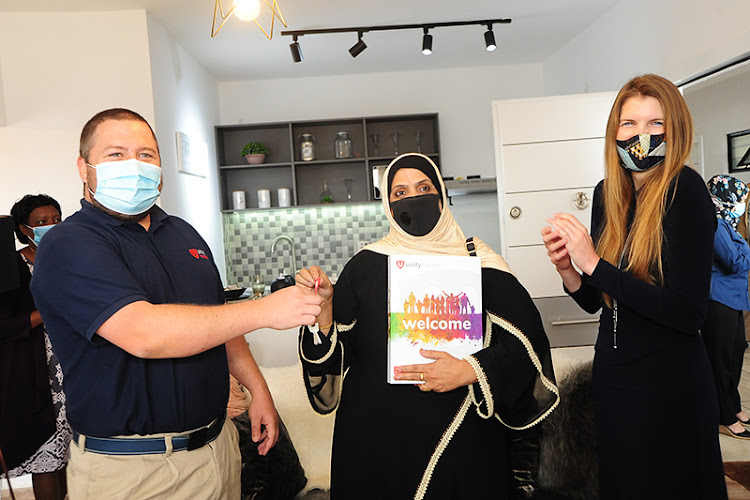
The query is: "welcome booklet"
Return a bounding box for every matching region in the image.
[387,254,483,384]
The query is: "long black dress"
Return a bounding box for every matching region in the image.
[299,250,558,500]
[569,167,727,499]
[0,253,55,470]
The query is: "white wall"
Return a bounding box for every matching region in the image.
[543,0,750,95]
[0,11,155,225]
[684,64,750,184]
[146,15,225,280]
[218,64,544,179]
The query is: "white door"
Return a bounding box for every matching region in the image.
[493,92,616,346]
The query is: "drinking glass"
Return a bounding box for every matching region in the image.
[343,178,354,202]
[252,274,266,298]
[416,130,424,153]
[369,133,380,156]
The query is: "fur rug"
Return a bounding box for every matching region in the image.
[538,353,598,500]
[259,363,336,495]
[233,413,307,500]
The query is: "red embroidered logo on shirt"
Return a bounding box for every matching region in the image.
[189,249,209,260]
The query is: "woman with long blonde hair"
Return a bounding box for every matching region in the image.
[542,74,727,499]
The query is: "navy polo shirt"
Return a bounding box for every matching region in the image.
[31,200,229,437]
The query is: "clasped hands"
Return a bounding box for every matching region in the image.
[295,266,477,393]
[541,213,600,277]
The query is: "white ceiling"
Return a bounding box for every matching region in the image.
[0,0,619,81]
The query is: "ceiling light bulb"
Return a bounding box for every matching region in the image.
[484,29,497,52]
[422,32,433,55]
[233,0,261,22]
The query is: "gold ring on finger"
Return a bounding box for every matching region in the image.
[419,372,425,382]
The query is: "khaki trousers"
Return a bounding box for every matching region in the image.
[67,418,241,500]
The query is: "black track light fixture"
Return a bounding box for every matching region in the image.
[422,27,433,55]
[484,24,497,52]
[349,32,367,58]
[281,18,510,62]
[289,35,303,63]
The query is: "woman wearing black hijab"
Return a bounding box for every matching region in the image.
[296,153,558,499]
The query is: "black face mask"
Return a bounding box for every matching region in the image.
[390,194,441,236]
[616,133,666,172]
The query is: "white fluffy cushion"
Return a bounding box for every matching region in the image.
[260,363,336,494]
[550,347,594,379]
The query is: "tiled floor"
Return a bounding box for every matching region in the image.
[720,349,750,462]
[723,350,750,499]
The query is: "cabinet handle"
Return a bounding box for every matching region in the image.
[550,318,599,326]
[509,206,522,219]
[573,192,590,210]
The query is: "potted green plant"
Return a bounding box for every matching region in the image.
[241,142,269,165]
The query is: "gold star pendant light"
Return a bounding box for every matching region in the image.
[211,0,287,39]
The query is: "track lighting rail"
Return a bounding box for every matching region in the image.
[281,18,511,62]
[280,18,510,38]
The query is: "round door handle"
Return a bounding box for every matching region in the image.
[574,192,590,210]
[509,206,522,219]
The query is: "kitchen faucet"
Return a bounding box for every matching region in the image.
[270,235,297,276]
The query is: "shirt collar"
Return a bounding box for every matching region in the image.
[80,199,169,231]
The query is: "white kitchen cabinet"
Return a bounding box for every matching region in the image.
[507,245,568,299]
[493,92,616,346]
[245,327,300,368]
[504,188,595,247]
[502,139,605,193]
[495,92,615,145]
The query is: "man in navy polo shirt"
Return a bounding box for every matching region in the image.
[30,108,323,499]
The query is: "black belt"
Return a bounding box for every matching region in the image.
[72,410,226,456]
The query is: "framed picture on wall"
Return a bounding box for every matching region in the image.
[728,128,750,173]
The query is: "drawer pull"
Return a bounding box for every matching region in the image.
[551,318,599,326]
[509,206,522,219]
[573,192,590,210]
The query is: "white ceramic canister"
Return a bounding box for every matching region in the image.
[232,190,246,210]
[278,188,292,207]
[257,189,271,209]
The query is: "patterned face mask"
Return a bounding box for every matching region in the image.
[707,174,749,230]
[616,133,667,172]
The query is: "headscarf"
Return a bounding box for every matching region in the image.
[707,174,748,230]
[363,153,511,273]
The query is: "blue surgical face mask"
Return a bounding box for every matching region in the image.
[24,223,56,246]
[732,201,746,219]
[87,159,162,216]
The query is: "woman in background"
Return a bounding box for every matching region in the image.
[704,174,750,439]
[541,74,727,498]
[0,194,70,500]
[296,153,559,499]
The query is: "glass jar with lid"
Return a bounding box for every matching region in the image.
[334,131,353,159]
[299,133,316,161]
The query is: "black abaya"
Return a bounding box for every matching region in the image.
[300,250,558,500]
